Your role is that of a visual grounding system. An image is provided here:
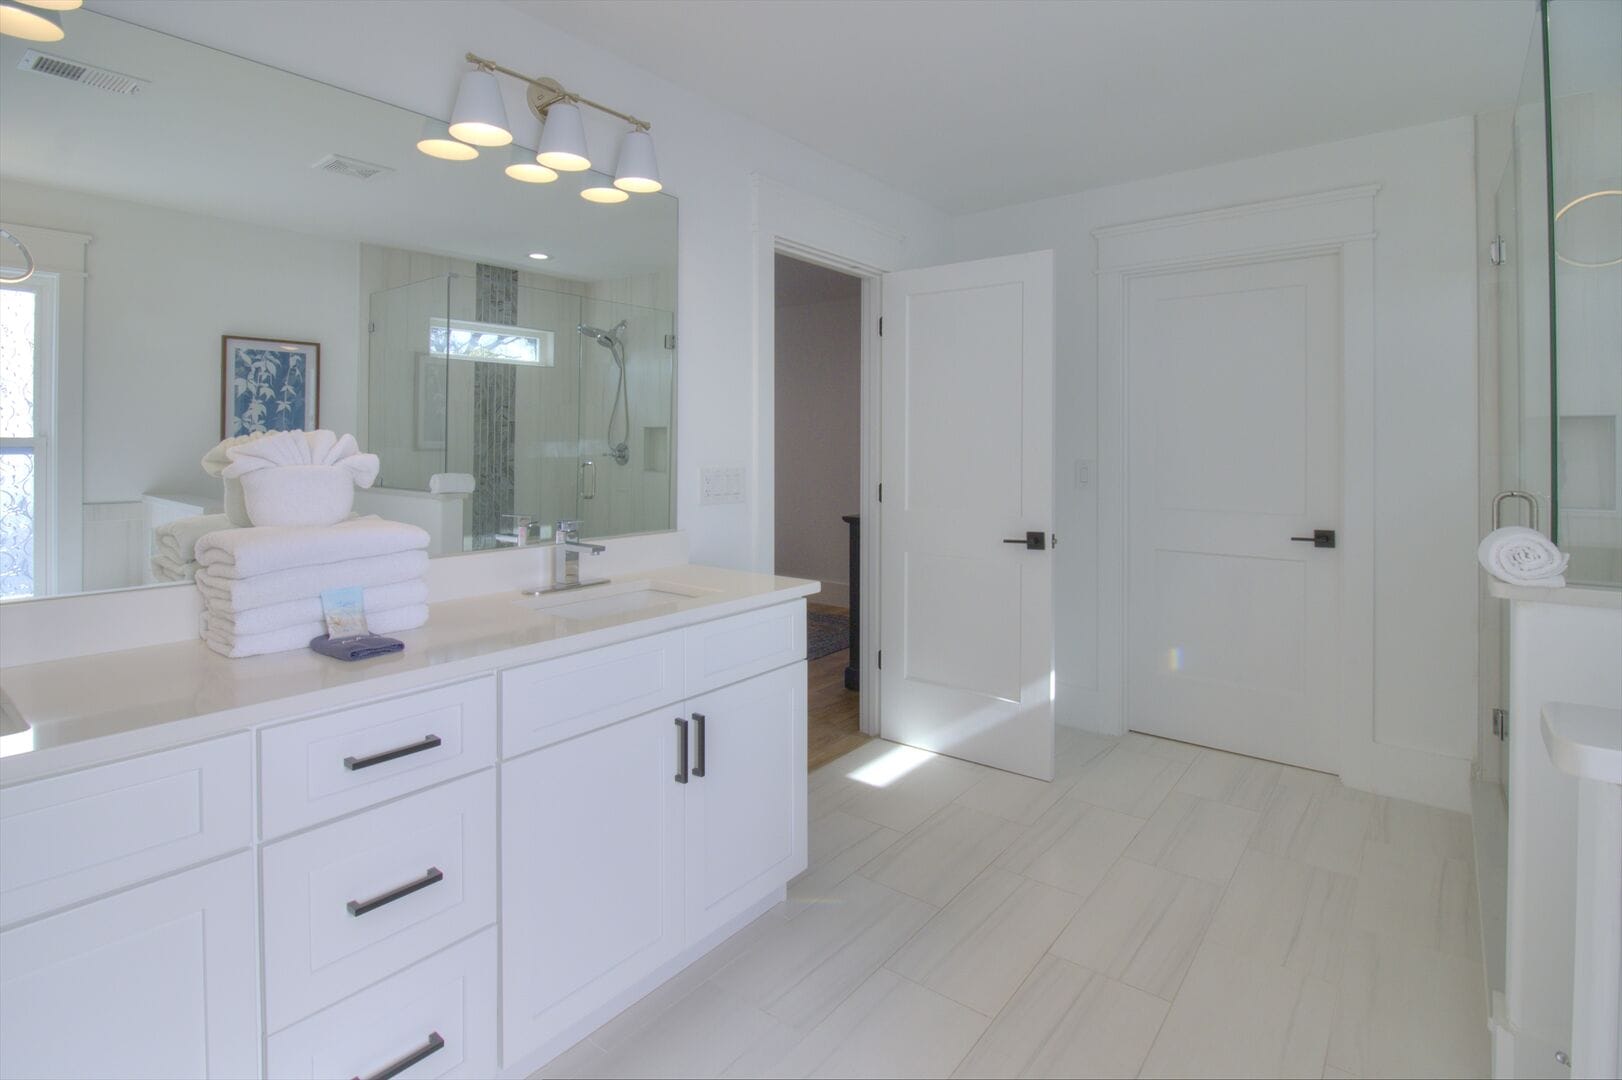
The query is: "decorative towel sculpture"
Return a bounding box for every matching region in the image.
[201,433,267,527]
[219,430,381,528]
[1478,526,1570,588]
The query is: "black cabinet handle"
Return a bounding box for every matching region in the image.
[1289,529,1337,549]
[691,713,706,778]
[347,867,443,917]
[1002,531,1047,550]
[674,717,689,784]
[352,1031,445,1080]
[344,735,442,771]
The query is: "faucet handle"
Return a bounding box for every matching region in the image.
[555,519,582,539]
[502,514,535,531]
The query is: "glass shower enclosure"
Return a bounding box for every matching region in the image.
[365,272,675,552]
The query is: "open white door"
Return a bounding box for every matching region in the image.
[878,251,1055,780]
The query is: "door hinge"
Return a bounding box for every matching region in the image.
[877,650,882,670]
[1492,708,1508,740]
[664,333,677,350]
[878,316,883,337]
[1489,235,1507,267]
[877,482,883,503]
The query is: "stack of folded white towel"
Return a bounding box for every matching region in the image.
[194,515,431,658]
[150,513,232,582]
[1477,526,1570,588]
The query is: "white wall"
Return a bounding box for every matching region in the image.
[774,291,861,602]
[0,179,361,503]
[952,118,1482,799]
[91,0,954,573]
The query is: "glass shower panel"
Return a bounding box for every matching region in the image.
[1546,0,1622,586]
[575,296,675,540]
[366,275,451,491]
[507,284,583,540]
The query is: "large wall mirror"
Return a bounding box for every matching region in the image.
[0,8,677,601]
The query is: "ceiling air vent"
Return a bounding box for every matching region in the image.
[17,50,149,95]
[312,154,394,182]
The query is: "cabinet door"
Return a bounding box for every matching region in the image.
[684,661,807,944]
[501,708,686,1066]
[0,852,260,1080]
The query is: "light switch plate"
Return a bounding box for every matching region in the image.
[700,466,746,505]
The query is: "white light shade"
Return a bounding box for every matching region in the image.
[416,118,478,161]
[613,129,662,194]
[447,69,512,147]
[0,0,64,41]
[14,0,83,10]
[581,185,629,204]
[536,102,591,171]
[505,146,558,184]
[528,252,550,260]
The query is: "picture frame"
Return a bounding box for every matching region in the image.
[220,334,320,438]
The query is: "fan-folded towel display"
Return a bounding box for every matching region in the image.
[219,431,382,527]
[202,433,269,527]
[195,550,429,611]
[1478,526,1570,587]
[195,516,428,577]
[202,603,429,659]
[204,580,428,637]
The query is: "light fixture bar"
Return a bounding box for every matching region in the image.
[464,51,650,131]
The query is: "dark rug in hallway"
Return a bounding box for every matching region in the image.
[807,610,850,660]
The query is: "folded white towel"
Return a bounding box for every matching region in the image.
[195,549,429,611]
[154,514,233,564]
[1478,526,1569,587]
[202,603,429,659]
[429,472,476,495]
[150,553,198,583]
[195,516,428,578]
[204,580,429,637]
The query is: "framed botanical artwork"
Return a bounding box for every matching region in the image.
[220,335,320,437]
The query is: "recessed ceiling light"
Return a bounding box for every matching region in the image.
[528,252,549,260]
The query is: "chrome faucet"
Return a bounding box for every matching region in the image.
[499,514,537,547]
[550,520,607,590]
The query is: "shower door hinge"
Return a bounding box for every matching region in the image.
[1489,235,1507,266]
[1492,708,1508,740]
[664,334,676,350]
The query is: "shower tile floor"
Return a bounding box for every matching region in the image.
[534,730,1489,1079]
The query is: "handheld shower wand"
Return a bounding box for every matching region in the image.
[578,320,630,465]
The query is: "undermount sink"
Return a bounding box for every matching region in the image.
[515,580,712,622]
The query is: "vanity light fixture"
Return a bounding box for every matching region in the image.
[613,129,662,194]
[0,0,65,42]
[580,184,630,204]
[13,0,82,8]
[447,66,513,147]
[416,118,479,161]
[1553,189,1622,269]
[535,101,591,172]
[505,146,558,184]
[527,252,550,260]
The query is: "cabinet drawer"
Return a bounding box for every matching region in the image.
[0,734,252,927]
[683,600,806,697]
[262,770,497,1032]
[261,677,496,839]
[267,928,497,1080]
[501,628,684,757]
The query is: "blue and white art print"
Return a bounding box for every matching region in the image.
[221,335,320,438]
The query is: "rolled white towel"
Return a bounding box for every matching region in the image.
[195,549,429,611]
[1478,526,1569,587]
[204,580,429,637]
[429,472,476,495]
[154,514,233,564]
[202,603,429,659]
[195,516,429,578]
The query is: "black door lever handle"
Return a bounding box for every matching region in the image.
[1003,531,1047,550]
[1290,529,1336,549]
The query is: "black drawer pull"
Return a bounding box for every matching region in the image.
[674,717,689,784]
[691,713,706,778]
[352,1031,445,1080]
[344,735,442,771]
[347,867,443,917]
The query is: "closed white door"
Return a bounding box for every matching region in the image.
[1127,254,1342,771]
[683,661,806,943]
[0,852,260,1080]
[880,251,1055,780]
[501,708,685,1064]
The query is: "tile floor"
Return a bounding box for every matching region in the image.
[536,730,1489,1079]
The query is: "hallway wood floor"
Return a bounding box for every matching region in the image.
[807,604,868,771]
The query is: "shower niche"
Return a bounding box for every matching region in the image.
[365,259,675,552]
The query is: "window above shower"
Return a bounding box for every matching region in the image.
[0,6,677,599]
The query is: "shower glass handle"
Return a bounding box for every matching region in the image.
[580,459,596,500]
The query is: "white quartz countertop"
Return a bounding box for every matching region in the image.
[1541,702,1622,784]
[0,564,818,785]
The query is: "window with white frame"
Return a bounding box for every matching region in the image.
[0,275,55,599]
[428,318,554,366]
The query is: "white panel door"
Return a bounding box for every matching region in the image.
[501,708,685,1065]
[0,852,260,1080]
[683,661,806,943]
[880,251,1055,779]
[1127,254,1342,771]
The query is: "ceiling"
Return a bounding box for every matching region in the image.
[517,0,1538,214]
